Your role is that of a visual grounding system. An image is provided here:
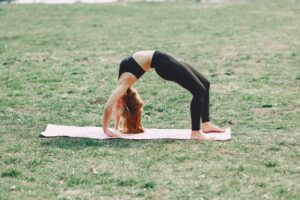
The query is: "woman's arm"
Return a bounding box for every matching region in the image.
[114,112,121,129]
[114,95,125,129]
[102,83,130,138]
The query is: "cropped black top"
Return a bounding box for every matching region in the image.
[118,56,146,79]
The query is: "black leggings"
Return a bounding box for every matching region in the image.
[151,51,210,131]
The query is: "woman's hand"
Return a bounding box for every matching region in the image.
[102,81,132,139]
[103,128,120,138]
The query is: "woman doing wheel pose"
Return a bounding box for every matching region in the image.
[103,50,225,140]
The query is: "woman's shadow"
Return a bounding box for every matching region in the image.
[39,135,177,150]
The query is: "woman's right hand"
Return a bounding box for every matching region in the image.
[103,128,120,138]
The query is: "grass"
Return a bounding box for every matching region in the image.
[0,0,300,199]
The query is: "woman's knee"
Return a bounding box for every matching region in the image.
[192,86,206,98]
[202,79,210,90]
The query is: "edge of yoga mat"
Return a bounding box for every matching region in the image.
[40,124,231,140]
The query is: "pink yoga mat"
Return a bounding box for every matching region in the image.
[40,124,231,140]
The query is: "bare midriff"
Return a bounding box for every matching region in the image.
[132,50,156,72]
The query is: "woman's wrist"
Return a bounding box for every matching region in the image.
[103,126,109,132]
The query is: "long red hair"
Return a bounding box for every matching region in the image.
[121,87,144,133]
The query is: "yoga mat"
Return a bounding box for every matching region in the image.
[40,124,231,140]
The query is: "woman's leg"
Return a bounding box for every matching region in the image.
[153,51,224,135]
[164,66,217,139]
[181,61,225,133]
[168,67,207,131]
[181,61,210,123]
[154,56,207,131]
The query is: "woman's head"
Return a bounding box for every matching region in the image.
[121,87,144,133]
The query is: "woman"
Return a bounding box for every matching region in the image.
[103,50,225,140]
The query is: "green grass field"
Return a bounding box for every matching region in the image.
[0,1,300,199]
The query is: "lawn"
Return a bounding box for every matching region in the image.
[0,0,299,199]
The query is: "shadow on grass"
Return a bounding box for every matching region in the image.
[39,136,178,150]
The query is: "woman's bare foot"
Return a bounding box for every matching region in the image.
[191,131,215,141]
[202,122,225,133]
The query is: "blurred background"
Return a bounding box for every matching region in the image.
[1,0,251,4]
